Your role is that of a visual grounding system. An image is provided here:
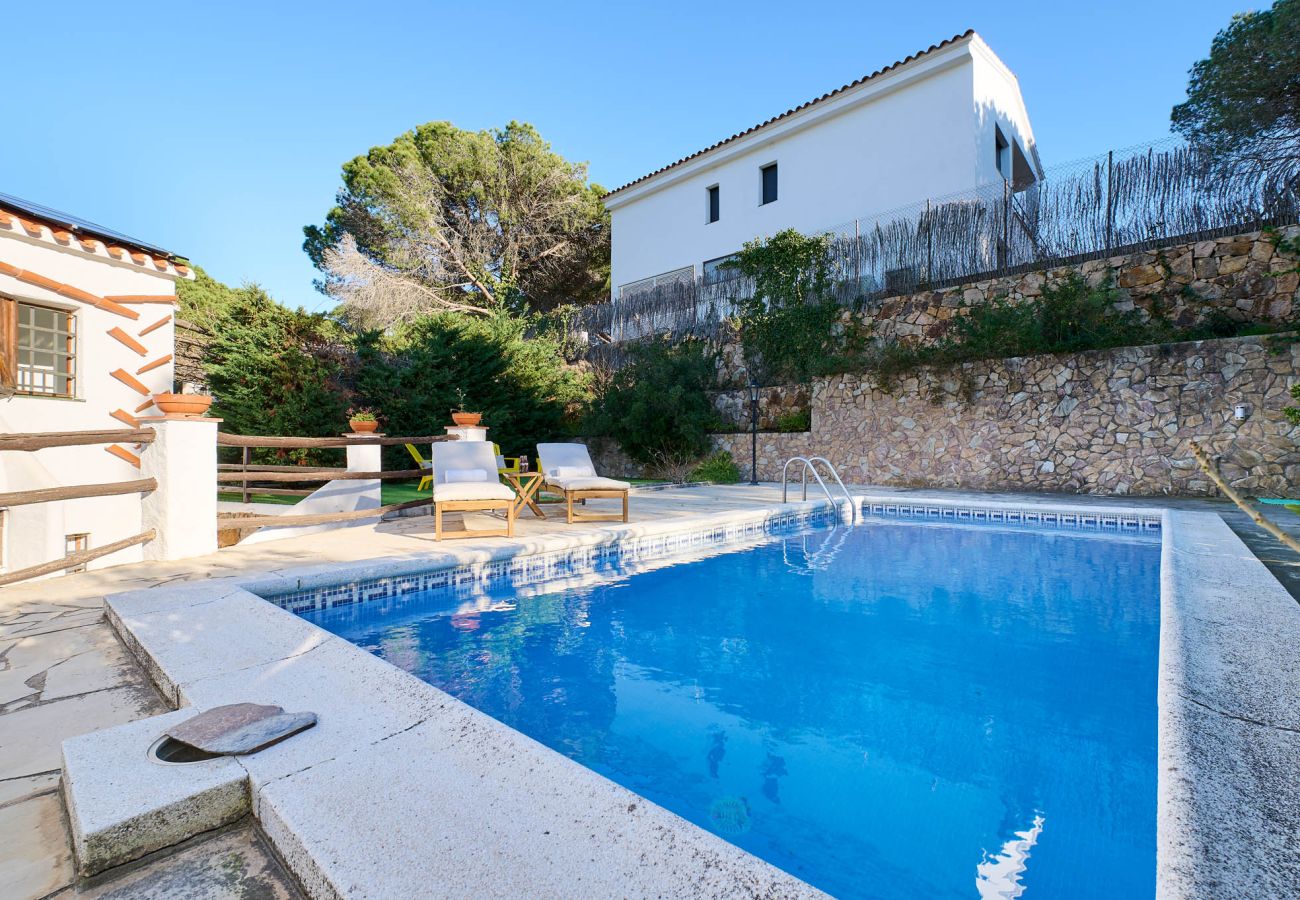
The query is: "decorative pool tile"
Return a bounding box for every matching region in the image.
[258,498,1162,616]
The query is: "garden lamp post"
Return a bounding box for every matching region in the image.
[748,378,759,486]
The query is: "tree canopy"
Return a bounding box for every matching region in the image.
[304,121,610,327]
[1172,0,1300,189]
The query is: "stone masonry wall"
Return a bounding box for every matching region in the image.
[593,334,1299,495]
[711,227,1300,385]
[856,227,1299,348]
[805,333,1299,496]
[710,385,810,430]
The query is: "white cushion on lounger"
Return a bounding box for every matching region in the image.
[550,465,595,478]
[547,475,630,491]
[444,468,491,483]
[432,481,515,502]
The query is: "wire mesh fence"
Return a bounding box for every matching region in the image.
[580,136,1298,347]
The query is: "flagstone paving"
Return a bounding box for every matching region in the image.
[1,485,1297,899]
[0,594,300,899]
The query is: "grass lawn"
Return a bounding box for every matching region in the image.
[219,480,431,506]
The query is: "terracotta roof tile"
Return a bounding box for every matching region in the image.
[603,30,975,199]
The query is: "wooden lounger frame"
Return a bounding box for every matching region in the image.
[434,498,515,540]
[558,486,629,524]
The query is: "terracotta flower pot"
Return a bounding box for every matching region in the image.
[451,412,482,427]
[349,419,380,433]
[152,392,212,416]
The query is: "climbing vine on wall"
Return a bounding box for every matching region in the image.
[726,229,865,383]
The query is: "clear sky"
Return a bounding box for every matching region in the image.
[2,0,1251,311]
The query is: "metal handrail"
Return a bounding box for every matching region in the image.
[781,456,857,523]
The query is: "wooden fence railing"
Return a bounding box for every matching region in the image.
[0,530,156,588]
[216,432,455,532]
[0,428,156,451]
[0,428,159,586]
[216,433,449,448]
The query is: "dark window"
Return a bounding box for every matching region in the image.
[761,163,778,205]
[994,126,1009,177]
[707,185,720,223]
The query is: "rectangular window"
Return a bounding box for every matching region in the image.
[707,185,720,223]
[760,163,778,205]
[65,533,89,574]
[8,300,76,397]
[995,126,1009,177]
[702,253,741,285]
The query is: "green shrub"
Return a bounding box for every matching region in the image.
[691,450,741,484]
[867,274,1178,388]
[351,310,587,467]
[199,283,350,465]
[584,338,721,467]
[774,409,811,433]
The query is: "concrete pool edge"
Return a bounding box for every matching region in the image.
[89,494,1299,897]
[1156,509,1300,898]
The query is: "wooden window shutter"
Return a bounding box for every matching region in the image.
[0,297,15,390]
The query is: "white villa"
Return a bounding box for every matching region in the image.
[0,194,192,577]
[603,29,1042,300]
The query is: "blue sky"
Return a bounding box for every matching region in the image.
[2,1,1250,311]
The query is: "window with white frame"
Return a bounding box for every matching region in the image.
[702,253,741,285]
[3,298,76,397]
[707,185,720,223]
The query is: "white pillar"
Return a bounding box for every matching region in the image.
[139,416,219,560]
[445,425,488,443]
[345,435,382,509]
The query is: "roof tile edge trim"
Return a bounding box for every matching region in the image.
[0,204,195,281]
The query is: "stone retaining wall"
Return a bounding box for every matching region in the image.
[711,227,1300,386]
[854,227,1299,349]
[709,385,809,430]
[601,334,1300,496]
[804,333,1299,495]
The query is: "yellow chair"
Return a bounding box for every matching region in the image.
[405,443,433,492]
[493,443,527,477]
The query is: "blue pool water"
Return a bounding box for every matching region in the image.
[298,518,1160,898]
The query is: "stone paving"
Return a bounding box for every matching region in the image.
[0,585,300,898]
[1,484,1297,899]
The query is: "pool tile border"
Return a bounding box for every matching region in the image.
[258,497,1162,616]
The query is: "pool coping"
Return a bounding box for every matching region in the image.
[97,492,1300,898]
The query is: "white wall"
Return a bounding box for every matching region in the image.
[0,228,181,577]
[605,33,1038,295]
[970,38,1040,190]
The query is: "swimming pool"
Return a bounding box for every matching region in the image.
[296,517,1160,898]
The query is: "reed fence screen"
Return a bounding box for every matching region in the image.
[580,137,1299,346]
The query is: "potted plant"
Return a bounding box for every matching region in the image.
[151,392,213,416]
[450,389,482,427]
[347,407,381,433]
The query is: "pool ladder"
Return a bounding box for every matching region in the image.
[781,456,857,524]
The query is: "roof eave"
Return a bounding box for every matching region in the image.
[602,30,978,207]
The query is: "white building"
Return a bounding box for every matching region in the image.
[0,194,193,577]
[603,30,1042,300]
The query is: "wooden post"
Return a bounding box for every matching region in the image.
[241,446,251,504]
[1104,149,1115,252]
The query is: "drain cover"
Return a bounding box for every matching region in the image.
[165,702,317,756]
